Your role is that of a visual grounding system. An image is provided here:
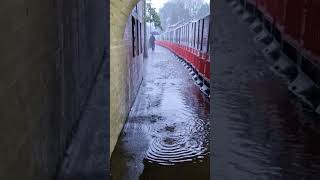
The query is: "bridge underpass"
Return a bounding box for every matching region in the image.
[110,0,212,179]
[2,0,320,179]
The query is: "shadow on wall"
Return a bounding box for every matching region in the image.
[0,0,108,179]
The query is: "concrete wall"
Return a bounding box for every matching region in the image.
[0,0,107,179]
[110,0,141,154]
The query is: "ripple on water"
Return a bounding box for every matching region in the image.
[145,118,209,166]
[145,135,208,166]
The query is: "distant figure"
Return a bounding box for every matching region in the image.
[149,34,156,51]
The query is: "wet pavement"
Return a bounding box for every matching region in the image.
[111,47,210,180]
[212,0,320,179]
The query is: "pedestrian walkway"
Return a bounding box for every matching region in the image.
[111,46,210,180]
[212,0,320,179]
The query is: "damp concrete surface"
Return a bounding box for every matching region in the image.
[111,46,210,180]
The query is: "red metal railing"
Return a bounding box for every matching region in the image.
[156,40,210,81]
[264,0,286,29]
[283,0,305,47]
[245,0,320,62]
[302,0,320,60]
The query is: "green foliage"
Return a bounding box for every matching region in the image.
[145,3,163,30]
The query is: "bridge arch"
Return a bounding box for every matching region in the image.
[110,0,141,153]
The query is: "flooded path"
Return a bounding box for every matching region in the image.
[111,46,210,180]
[212,0,320,179]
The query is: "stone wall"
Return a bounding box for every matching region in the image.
[110,0,141,154]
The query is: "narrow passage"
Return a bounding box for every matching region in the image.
[111,46,210,180]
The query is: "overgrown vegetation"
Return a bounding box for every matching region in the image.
[145,3,163,30]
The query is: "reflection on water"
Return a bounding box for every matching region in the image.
[212,0,320,177]
[111,46,210,180]
[213,55,320,180]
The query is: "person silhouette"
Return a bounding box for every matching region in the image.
[149,34,156,51]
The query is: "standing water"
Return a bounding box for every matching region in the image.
[212,0,320,179]
[111,46,210,180]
